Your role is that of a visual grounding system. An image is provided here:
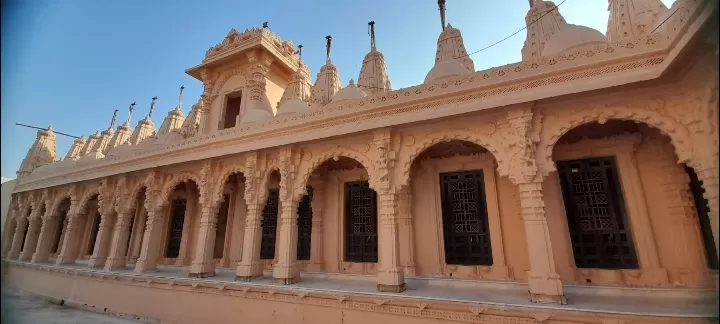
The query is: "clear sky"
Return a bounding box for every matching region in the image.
[0,0,674,179]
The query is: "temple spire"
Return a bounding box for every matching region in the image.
[109,109,119,129]
[325,35,332,63]
[438,0,447,31]
[368,21,377,50]
[148,96,157,119]
[298,44,303,60]
[127,102,136,124]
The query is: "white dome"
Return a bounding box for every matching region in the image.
[542,24,607,57]
[241,108,273,124]
[277,98,310,115]
[332,80,367,102]
[424,59,470,83]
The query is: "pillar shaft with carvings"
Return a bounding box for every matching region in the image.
[19,207,43,261]
[517,181,566,304]
[134,203,166,273]
[56,203,83,265]
[88,210,116,268]
[8,216,28,260]
[31,207,58,263]
[397,186,416,276]
[189,206,220,277]
[1,209,19,256]
[105,210,135,270]
[236,203,264,280]
[307,183,325,271]
[273,198,301,284]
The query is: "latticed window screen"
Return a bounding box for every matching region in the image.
[557,157,638,269]
[296,187,313,261]
[439,170,493,266]
[344,181,378,263]
[165,199,187,258]
[260,189,280,260]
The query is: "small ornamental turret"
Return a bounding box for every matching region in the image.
[425,0,475,83]
[358,21,391,95]
[607,0,668,42]
[277,45,312,115]
[309,35,343,108]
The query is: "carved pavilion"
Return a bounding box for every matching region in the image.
[2,0,719,323]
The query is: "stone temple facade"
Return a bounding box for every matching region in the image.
[2,1,719,323]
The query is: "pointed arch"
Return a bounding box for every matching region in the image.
[397,130,507,187]
[211,165,247,208]
[538,104,692,174]
[158,172,203,207]
[293,147,376,200]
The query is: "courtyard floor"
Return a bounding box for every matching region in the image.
[0,288,146,324]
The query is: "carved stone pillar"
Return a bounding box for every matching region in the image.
[8,216,28,260]
[236,203,264,281]
[104,210,135,271]
[134,205,167,273]
[189,205,220,278]
[128,207,147,262]
[376,191,405,292]
[1,209,19,256]
[88,211,116,268]
[31,208,58,263]
[19,208,43,261]
[56,207,83,265]
[220,188,237,268]
[307,183,325,271]
[273,197,301,284]
[177,191,196,266]
[517,181,566,304]
[397,186,416,276]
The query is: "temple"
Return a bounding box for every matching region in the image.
[2,0,719,323]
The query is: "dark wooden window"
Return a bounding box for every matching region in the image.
[260,189,280,260]
[685,165,719,269]
[296,187,313,261]
[87,215,101,255]
[344,181,378,263]
[439,170,493,265]
[558,157,639,269]
[214,195,230,259]
[51,213,67,254]
[165,199,187,258]
[124,213,135,257]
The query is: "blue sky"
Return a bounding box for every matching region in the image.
[0,0,674,179]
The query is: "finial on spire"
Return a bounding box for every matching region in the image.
[325,35,332,63]
[177,85,185,112]
[297,44,303,60]
[438,0,447,31]
[149,96,157,119]
[368,21,377,50]
[127,102,136,124]
[110,109,119,129]
[263,21,269,29]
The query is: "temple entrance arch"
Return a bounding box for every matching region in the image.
[405,139,514,280]
[56,191,99,265]
[546,119,716,287]
[213,171,246,268]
